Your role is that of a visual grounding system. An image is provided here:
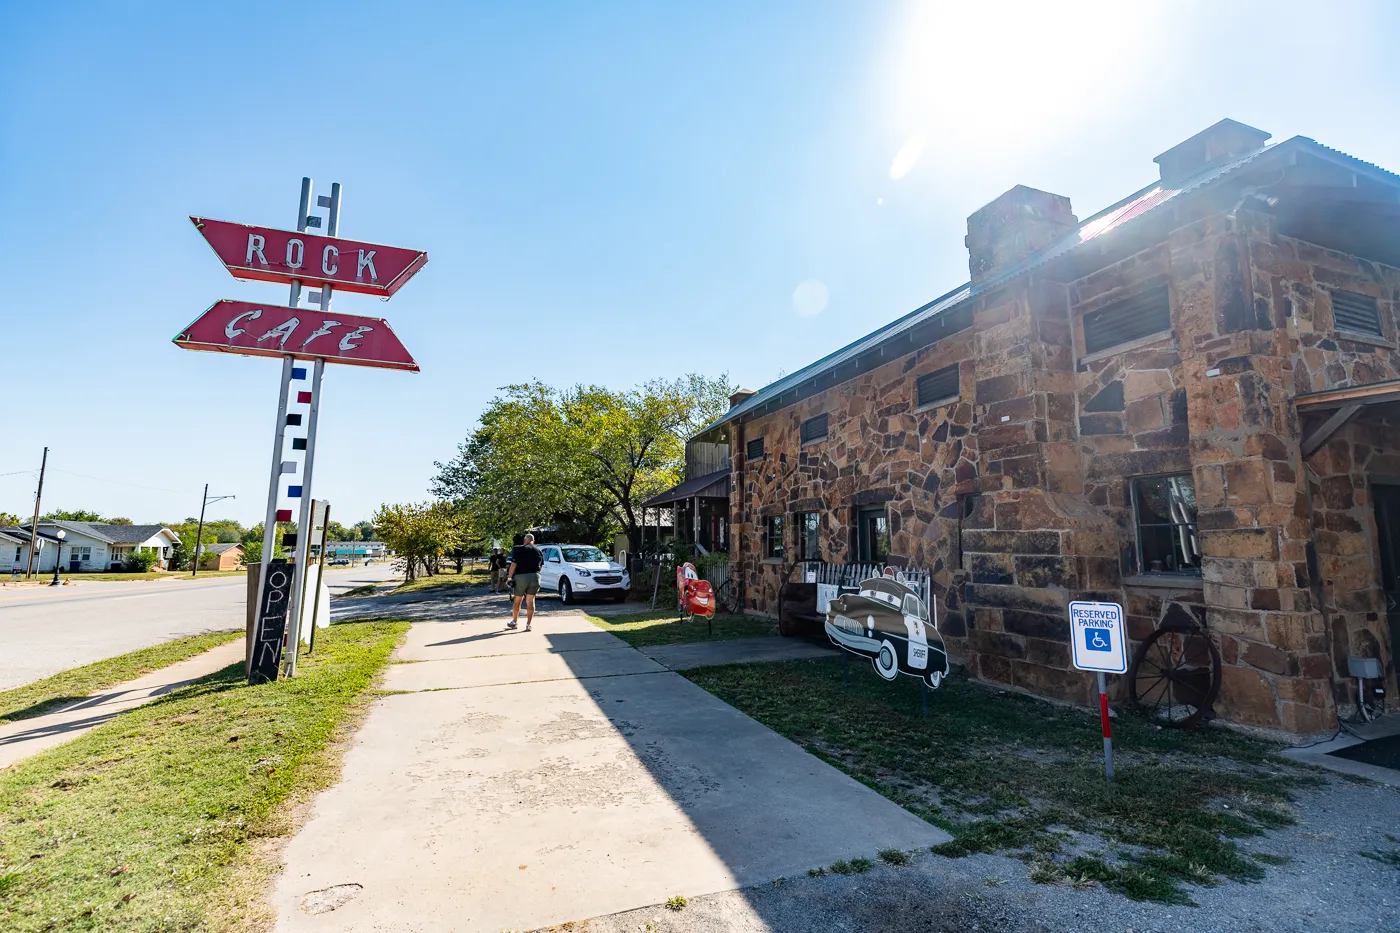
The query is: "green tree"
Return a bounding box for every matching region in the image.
[372,501,465,581]
[433,374,732,550]
[0,512,23,528]
[41,509,107,522]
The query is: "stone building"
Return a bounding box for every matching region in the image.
[694,119,1400,737]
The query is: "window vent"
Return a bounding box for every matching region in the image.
[1082,285,1171,354]
[746,437,765,460]
[1332,290,1383,338]
[916,364,960,407]
[800,413,829,445]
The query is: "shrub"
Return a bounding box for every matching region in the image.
[121,549,159,572]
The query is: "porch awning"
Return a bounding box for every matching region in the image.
[1296,377,1400,457]
[640,469,730,508]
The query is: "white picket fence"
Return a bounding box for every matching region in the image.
[797,561,933,605]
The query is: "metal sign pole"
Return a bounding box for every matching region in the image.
[258,177,311,681]
[285,358,325,674]
[1097,670,1115,781]
[254,354,295,678]
[308,501,331,656]
[284,182,340,674]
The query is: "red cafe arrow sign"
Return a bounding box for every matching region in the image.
[191,217,428,297]
[174,299,419,372]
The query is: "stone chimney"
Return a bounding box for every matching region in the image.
[965,185,1077,285]
[729,388,757,409]
[1153,119,1270,187]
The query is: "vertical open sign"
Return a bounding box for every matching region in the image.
[1069,601,1127,781]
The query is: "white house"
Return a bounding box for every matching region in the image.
[8,522,183,573]
[1,527,63,577]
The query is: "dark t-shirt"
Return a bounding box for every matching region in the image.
[488,553,508,571]
[510,545,544,574]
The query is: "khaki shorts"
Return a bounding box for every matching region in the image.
[492,568,508,587]
[512,572,540,596]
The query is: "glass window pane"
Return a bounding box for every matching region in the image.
[767,515,785,559]
[1134,473,1200,574]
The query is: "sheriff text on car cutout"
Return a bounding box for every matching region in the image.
[824,572,950,688]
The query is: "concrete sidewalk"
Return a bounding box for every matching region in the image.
[0,639,244,769]
[273,611,947,932]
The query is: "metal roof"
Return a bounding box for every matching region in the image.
[38,521,178,544]
[699,135,1400,436]
[640,469,730,508]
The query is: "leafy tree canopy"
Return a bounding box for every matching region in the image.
[433,374,732,548]
[41,509,108,522]
[372,501,465,581]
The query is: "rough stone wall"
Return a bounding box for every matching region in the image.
[1249,228,1400,717]
[731,322,978,626]
[729,205,1398,734]
[1308,418,1400,714]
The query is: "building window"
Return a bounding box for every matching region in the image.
[1331,289,1384,338]
[916,364,960,408]
[798,511,820,561]
[800,413,829,445]
[765,515,785,560]
[1082,284,1171,355]
[746,437,765,461]
[855,506,889,564]
[1132,474,1200,574]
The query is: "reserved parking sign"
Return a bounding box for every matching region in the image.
[1069,601,1127,674]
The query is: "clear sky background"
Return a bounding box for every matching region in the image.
[3,1,1399,527]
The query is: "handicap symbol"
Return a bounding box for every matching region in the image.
[1084,627,1112,652]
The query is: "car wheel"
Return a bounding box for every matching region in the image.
[559,578,573,605]
[874,640,899,681]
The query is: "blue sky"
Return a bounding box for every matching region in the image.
[3,1,1399,526]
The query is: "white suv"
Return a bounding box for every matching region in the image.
[537,544,631,604]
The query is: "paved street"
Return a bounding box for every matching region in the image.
[0,563,399,690]
[274,598,947,932]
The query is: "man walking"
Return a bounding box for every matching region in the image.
[488,548,509,595]
[505,534,544,631]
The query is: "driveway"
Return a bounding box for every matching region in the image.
[273,601,947,932]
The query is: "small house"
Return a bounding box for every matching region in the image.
[198,542,245,571]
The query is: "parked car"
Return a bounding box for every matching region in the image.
[328,558,351,566]
[824,574,949,688]
[537,544,630,604]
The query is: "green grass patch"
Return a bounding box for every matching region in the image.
[394,565,490,594]
[687,657,1320,905]
[0,630,242,724]
[0,619,409,932]
[585,610,776,648]
[877,848,909,866]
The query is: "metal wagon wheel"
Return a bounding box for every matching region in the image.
[1127,619,1222,727]
[715,577,743,615]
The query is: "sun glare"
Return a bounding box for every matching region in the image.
[883,0,1168,179]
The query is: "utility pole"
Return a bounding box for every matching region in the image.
[25,447,48,579]
[191,485,236,577]
[193,484,208,577]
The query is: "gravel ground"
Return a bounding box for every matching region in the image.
[531,776,1399,933]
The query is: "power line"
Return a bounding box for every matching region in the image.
[46,468,201,496]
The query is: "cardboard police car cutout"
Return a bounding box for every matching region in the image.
[824,572,950,688]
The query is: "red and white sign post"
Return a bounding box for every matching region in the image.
[177,178,426,680]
